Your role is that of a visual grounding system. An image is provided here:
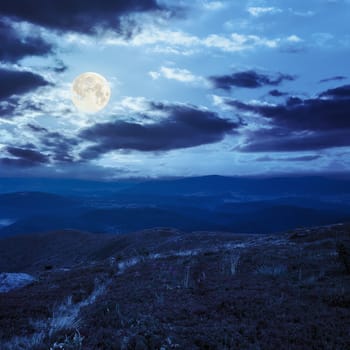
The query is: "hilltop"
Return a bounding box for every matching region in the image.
[0,224,349,349]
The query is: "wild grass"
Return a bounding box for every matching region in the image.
[221,251,241,276]
[1,332,45,350]
[0,283,107,350]
[255,264,287,276]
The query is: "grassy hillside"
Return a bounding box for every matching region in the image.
[0,224,349,349]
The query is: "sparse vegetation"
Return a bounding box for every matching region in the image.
[0,281,107,350]
[336,241,350,274]
[255,264,287,276]
[50,330,84,350]
[1,224,350,349]
[183,265,191,288]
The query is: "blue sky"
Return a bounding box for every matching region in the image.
[0,0,349,179]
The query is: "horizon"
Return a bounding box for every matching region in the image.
[1,172,350,183]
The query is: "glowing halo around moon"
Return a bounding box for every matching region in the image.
[71,72,111,113]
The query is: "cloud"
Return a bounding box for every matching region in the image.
[79,103,240,158]
[149,66,206,84]
[319,76,347,83]
[286,35,303,43]
[27,124,79,163]
[288,9,315,17]
[0,68,50,103]
[226,84,350,152]
[247,6,282,17]
[52,60,68,73]
[209,70,295,90]
[269,89,288,97]
[103,25,303,54]
[0,146,49,167]
[237,129,350,152]
[312,32,334,48]
[319,84,350,98]
[256,155,322,162]
[0,0,167,34]
[0,19,53,63]
[227,92,350,131]
[202,33,279,52]
[0,98,17,118]
[202,1,226,11]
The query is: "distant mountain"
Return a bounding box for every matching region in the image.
[0,178,136,196]
[1,203,348,236]
[0,207,221,236]
[0,215,77,237]
[0,192,81,218]
[120,175,350,197]
[0,175,350,237]
[226,205,349,233]
[78,207,220,233]
[2,175,350,197]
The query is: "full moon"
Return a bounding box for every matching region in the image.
[71,72,111,113]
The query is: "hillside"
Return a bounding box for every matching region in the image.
[0,224,349,349]
[0,230,113,273]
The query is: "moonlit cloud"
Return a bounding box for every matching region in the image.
[79,102,240,156]
[202,1,226,11]
[0,0,349,177]
[225,84,350,152]
[101,26,304,54]
[247,6,283,17]
[149,66,206,85]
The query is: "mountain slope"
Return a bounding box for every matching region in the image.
[0,224,349,349]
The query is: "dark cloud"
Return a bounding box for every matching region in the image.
[42,132,78,163]
[319,84,350,99]
[227,84,350,152]
[269,89,288,97]
[0,146,49,167]
[0,98,17,118]
[209,70,295,91]
[53,62,68,74]
[1,97,52,120]
[27,124,48,133]
[227,93,350,131]
[0,19,53,63]
[0,1,167,34]
[26,124,78,163]
[1,125,79,168]
[238,129,350,152]
[0,68,50,101]
[79,103,239,158]
[319,76,347,83]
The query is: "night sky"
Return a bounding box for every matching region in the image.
[0,0,349,179]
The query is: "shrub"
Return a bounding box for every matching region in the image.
[336,242,350,274]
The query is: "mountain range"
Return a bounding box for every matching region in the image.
[0,175,349,236]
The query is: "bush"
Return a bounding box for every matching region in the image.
[336,242,350,274]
